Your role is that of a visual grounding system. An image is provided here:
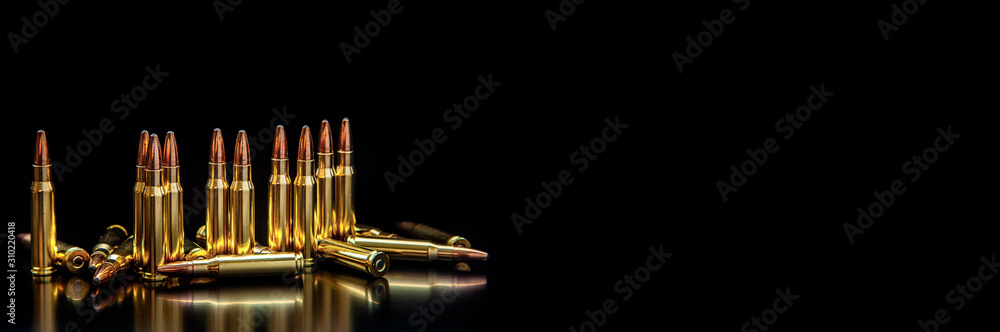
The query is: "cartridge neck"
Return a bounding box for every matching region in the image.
[145,169,163,186]
[271,159,289,175]
[233,165,251,181]
[135,166,146,182]
[317,153,333,169]
[297,160,314,177]
[33,165,52,182]
[208,163,226,181]
[164,166,180,182]
[336,151,353,168]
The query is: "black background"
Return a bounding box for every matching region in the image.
[3,0,996,331]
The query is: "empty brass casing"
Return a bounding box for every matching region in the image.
[294,159,317,269]
[315,237,390,278]
[333,151,355,241]
[31,164,56,276]
[269,158,293,251]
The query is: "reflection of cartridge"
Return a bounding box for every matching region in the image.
[157,282,302,305]
[355,224,403,239]
[334,118,356,241]
[184,238,210,260]
[347,236,488,262]
[268,125,294,252]
[31,130,57,276]
[294,126,316,269]
[230,130,255,255]
[157,253,306,278]
[316,120,336,240]
[163,132,186,262]
[89,225,128,272]
[94,236,135,285]
[134,280,185,332]
[17,233,90,274]
[315,237,389,277]
[395,220,472,247]
[314,269,389,304]
[33,276,58,332]
[63,276,91,301]
[196,225,272,254]
[206,129,230,256]
[142,134,167,281]
[133,131,150,274]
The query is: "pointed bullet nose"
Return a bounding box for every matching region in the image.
[234,130,250,165]
[210,128,226,164]
[34,130,50,166]
[163,131,179,167]
[318,120,333,153]
[298,126,313,161]
[147,134,162,170]
[339,118,352,152]
[273,125,288,159]
[136,130,150,166]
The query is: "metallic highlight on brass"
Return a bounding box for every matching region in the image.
[395,220,472,247]
[230,130,255,255]
[94,236,135,285]
[89,224,128,272]
[184,238,210,260]
[157,253,305,278]
[17,233,90,274]
[315,237,390,278]
[142,134,167,281]
[334,118,356,241]
[348,236,489,262]
[133,130,149,273]
[31,130,56,276]
[206,128,230,255]
[269,125,294,251]
[163,132,185,263]
[196,224,270,254]
[356,224,404,239]
[294,126,317,270]
[316,120,336,240]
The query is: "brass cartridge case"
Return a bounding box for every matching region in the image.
[184,238,210,260]
[158,253,305,278]
[268,126,293,252]
[18,233,89,274]
[133,131,149,273]
[315,237,390,278]
[396,220,471,247]
[333,142,355,241]
[316,120,336,240]
[294,126,317,270]
[197,225,271,254]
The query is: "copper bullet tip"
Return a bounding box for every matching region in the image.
[146,134,162,170]
[163,131,180,167]
[157,261,194,275]
[89,254,107,272]
[455,247,489,261]
[135,130,150,167]
[273,125,288,159]
[318,120,333,154]
[339,118,352,152]
[34,130,51,166]
[234,130,250,165]
[210,129,226,164]
[298,126,313,161]
[93,264,115,285]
